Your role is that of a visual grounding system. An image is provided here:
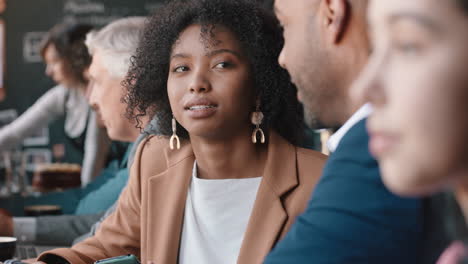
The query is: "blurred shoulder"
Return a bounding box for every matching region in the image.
[133,135,192,176]
[140,134,171,154]
[133,135,171,177]
[296,147,327,168]
[296,147,327,182]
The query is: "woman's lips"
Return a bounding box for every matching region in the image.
[185,105,218,119]
[183,98,218,119]
[369,131,399,157]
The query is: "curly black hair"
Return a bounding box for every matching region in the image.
[40,23,93,86]
[124,0,305,146]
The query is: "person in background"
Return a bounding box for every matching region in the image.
[34,0,326,263]
[0,22,110,186]
[0,17,149,247]
[353,0,468,263]
[265,0,426,263]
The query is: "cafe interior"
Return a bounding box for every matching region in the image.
[1,0,468,263]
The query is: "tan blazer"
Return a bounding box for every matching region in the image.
[39,132,326,264]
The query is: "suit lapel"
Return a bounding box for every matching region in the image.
[146,141,194,264]
[237,132,298,263]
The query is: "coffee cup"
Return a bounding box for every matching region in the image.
[0,236,16,261]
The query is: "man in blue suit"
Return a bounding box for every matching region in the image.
[265,0,427,263]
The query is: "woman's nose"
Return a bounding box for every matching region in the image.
[189,71,211,93]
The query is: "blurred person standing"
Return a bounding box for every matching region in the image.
[0,23,110,186]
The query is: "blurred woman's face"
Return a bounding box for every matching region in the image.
[44,44,74,88]
[167,24,254,140]
[353,0,468,196]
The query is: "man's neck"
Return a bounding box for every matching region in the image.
[337,98,365,125]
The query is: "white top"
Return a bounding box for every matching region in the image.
[0,85,109,185]
[327,104,372,153]
[179,162,262,264]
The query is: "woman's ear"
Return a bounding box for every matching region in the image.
[322,0,349,44]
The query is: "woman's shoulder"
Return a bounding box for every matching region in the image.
[137,134,171,162]
[270,131,327,176]
[131,135,168,176]
[295,147,327,181]
[296,147,328,164]
[134,134,192,177]
[36,85,68,102]
[141,134,171,152]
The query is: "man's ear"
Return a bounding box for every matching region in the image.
[322,0,349,43]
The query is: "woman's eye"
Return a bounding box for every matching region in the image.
[174,66,189,72]
[214,62,232,69]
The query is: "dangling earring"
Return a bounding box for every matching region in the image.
[170,117,181,150]
[251,101,265,144]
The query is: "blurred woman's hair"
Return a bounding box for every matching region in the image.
[40,23,94,86]
[85,17,146,78]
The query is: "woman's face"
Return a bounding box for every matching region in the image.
[44,44,74,87]
[167,24,254,140]
[353,0,468,196]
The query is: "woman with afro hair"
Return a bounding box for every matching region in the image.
[36,0,326,263]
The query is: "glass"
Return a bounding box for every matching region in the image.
[0,149,23,196]
[0,151,11,197]
[22,148,52,195]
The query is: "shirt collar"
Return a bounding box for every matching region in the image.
[327,104,373,153]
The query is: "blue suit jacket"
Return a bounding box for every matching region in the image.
[265,119,424,263]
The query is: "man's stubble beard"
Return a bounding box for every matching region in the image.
[302,105,322,129]
[295,50,339,130]
[293,20,345,130]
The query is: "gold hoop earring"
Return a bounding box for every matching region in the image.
[251,102,265,144]
[170,117,181,150]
